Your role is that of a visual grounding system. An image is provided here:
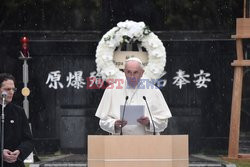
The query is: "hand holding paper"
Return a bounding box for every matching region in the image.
[137,116,150,127]
[115,120,127,128]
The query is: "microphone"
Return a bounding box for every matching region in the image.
[1,92,7,108]
[120,96,129,135]
[1,92,7,98]
[143,96,156,135]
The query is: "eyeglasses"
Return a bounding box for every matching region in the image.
[2,88,17,93]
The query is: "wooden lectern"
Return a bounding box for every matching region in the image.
[88,135,188,167]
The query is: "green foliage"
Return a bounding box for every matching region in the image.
[0,0,101,30]
[0,0,243,31]
[154,0,242,31]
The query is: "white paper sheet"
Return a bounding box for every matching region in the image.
[120,105,145,125]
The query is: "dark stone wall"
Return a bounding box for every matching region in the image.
[164,38,235,152]
[0,31,238,154]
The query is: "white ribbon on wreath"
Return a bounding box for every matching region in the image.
[95,20,166,81]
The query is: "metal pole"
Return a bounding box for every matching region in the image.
[23,60,29,118]
[19,36,31,119]
[19,36,34,163]
[1,97,6,167]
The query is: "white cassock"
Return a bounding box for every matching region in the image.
[95,79,172,135]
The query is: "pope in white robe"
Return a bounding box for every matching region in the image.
[95,58,172,135]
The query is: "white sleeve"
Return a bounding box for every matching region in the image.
[95,88,112,119]
[95,88,119,134]
[99,117,117,134]
[145,89,172,133]
[146,118,169,133]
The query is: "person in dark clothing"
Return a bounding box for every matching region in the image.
[0,73,33,167]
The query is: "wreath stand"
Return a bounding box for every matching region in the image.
[227,0,250,160]
[113,43,148,70]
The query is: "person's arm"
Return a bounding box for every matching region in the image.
[99,117,117,134]
[145,118,169,133]
[144,89,172,133]
[137,116,168,133]
[99,117,127,134]
[16,109,34,161]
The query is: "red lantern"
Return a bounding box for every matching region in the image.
[21,36,29,57]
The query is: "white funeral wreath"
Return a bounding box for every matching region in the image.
[95,20,166,80]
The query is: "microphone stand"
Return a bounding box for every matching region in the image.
[143,96,156,135]
[1,96,6,167]
[120,96,128,135]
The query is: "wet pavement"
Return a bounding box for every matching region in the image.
[29,154,236,167]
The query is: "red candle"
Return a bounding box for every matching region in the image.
[21,36,29,57]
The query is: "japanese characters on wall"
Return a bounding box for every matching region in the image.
[45,69,211,90]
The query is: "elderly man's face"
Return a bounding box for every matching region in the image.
[0,79,16,104]
[124,61,144,88]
